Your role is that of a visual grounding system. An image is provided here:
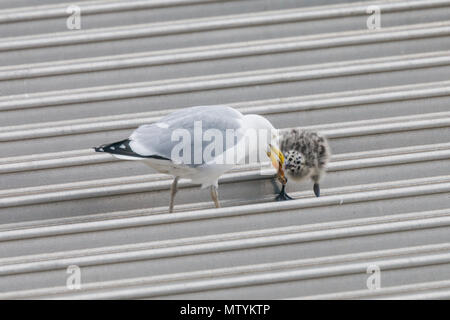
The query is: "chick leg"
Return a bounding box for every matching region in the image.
[312,174,320,197]
[313,183,320,197]
[169,176,179,213]
[210,185,221,208]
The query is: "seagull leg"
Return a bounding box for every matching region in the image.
[210,185,221,208]
[275,167,293,201]
[169,176,179,213]
[276,184,293,201]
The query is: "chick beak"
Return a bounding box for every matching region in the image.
[284,160,293,170]
[267,144,283,168]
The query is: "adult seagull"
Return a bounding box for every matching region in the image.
[94,105,286,212]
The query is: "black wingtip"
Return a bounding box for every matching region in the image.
[94,139,131,155]
[93,139,170,160]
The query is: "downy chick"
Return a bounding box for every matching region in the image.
[277,129,331,199]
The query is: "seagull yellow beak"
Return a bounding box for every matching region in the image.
[267,144,285,170]
[267,144,288,185]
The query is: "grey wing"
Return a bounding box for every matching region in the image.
[129,106,245,166]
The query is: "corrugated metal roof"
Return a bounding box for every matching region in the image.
[0,0,449,299]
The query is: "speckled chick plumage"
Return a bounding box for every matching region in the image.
[279,129,331,197]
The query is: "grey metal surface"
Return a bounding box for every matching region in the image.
[0,0,449,299]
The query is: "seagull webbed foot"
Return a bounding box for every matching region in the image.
[276,184,293,201]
